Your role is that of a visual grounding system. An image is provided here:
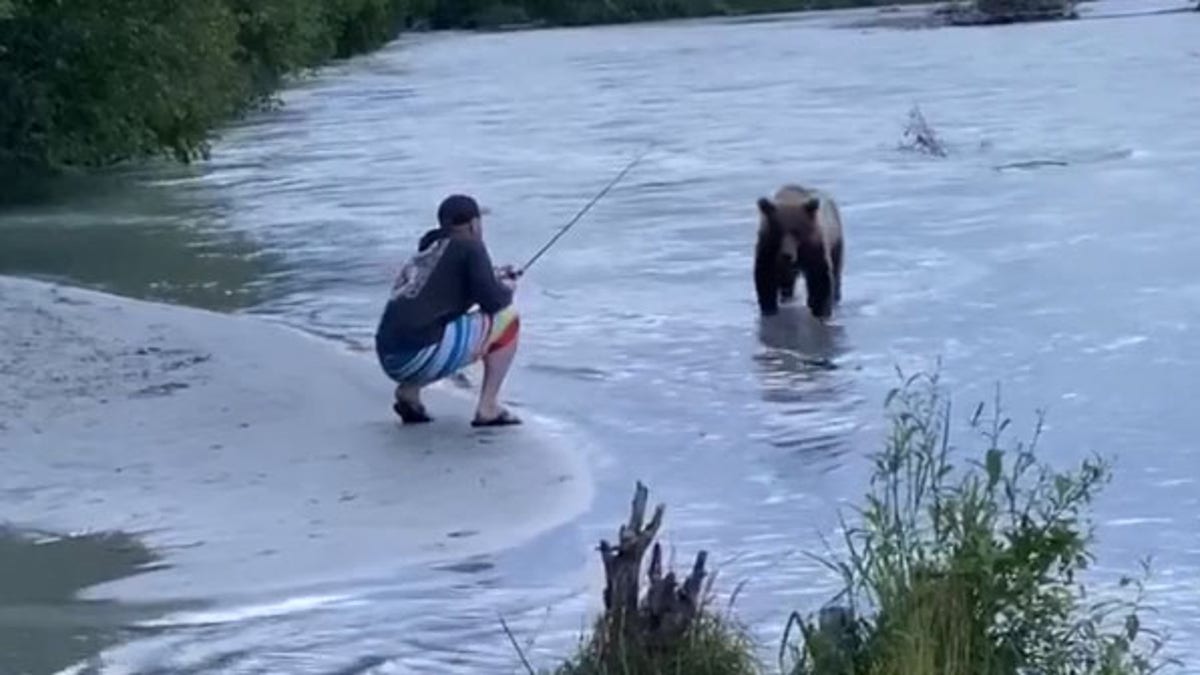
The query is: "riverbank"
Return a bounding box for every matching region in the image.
[0,275,593,602]
[0,0,936,187]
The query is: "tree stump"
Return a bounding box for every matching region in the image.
[595,481,709,656]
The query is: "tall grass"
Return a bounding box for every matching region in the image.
[783,367,1178,675]
[547,367,1178,675]
[551,609,760,675]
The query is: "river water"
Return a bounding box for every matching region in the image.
[2,1,1199,672]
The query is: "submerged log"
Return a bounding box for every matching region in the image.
[993,159,1070,171]
[595,482,709,653]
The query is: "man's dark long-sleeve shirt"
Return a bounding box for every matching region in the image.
[375,229,513,353]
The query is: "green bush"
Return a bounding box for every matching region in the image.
[0,0,923,175]
[0,0,246,167]
[551,610,760,675]
[0,0,430,173]
[542,368,1177,675]
[326,0,434,56]
[225,0,330,90]
[783,368,1177,675]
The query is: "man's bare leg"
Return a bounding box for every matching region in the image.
[474,322,521,425]
[393,383,432,423]
[396,384,421,406]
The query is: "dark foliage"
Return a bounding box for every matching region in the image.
[0,0,923,174]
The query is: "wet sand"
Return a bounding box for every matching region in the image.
[0,275,593,603]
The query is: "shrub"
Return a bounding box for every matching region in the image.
[783,368,1177,675]
[0,0,247,168]
[326,0,432,56]
[0,0,430,173]
[553,610,760,675]
[224,0,331,92]
[0,0,926,176]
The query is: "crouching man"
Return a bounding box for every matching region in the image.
[374,194,522,427]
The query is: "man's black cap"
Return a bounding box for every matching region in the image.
[437,194,483,228]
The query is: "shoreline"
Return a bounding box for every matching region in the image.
[0,0,1026,188]
[0,274,594,603]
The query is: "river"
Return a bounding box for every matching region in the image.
[2,0,1199,672]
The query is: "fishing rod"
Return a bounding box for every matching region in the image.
[517,145,654,275]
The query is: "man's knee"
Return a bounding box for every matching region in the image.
[487,308,520,353]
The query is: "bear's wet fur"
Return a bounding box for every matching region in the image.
[754,184,844,319]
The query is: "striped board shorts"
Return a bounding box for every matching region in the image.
[378,307,519,387]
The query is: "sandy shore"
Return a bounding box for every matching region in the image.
[0,276,593,602]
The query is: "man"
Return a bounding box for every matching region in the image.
[374,194,522,427]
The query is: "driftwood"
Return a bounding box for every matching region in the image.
[899,105,947,158]
[993,159,1070,171]
[596,482,709,653]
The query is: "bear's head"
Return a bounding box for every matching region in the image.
[757,191,821,263]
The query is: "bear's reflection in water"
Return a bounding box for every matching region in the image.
[753,305,863,463]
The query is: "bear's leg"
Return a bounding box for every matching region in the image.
[831,239,844,304]
[800,254,834,320]
[778,257,798,303]
[754,254,781,315]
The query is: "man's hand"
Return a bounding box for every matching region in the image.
[495,264,523,282]
[495,264,522,292]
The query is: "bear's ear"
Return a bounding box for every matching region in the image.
[803,197,820,215]
[757,197,776,217]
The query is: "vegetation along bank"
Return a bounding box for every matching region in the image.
[545,372,1181,675]
[3,0,1007,180]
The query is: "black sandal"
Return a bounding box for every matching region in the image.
[393,398,433,424]
[471,408,522,428]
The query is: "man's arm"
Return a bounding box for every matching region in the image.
[463,239,514,314]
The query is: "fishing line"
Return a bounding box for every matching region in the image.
[518,144,654,274]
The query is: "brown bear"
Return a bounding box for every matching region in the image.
[754,184,845,319]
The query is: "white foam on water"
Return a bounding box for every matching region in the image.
[134,593,362,628]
